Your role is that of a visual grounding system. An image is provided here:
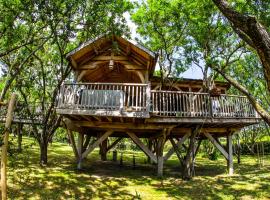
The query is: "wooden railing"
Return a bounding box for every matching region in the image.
[57,83,151,118]
[56,83,258,119]
[151,91,258,118]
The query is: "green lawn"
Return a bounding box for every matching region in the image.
[6,137,270,200]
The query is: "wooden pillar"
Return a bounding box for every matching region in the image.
[77,132,84,170]
[156,130,167,177]
[100,138,108,161]
[147,139,153,163]
[17,123,23,153]
[227,133,233,175]
[1,93,17,200]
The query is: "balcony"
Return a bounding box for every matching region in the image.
[56,83,259,120]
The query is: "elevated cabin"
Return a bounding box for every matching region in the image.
[56,35,260,176]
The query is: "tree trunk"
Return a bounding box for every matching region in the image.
[1,93,17,200]
[39,141,48,166]
[182,126,200,180]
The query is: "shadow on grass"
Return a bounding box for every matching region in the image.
[7,137,270,200]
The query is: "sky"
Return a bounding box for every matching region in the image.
[124,12,203,79]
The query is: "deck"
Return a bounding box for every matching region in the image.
[56,83,259,120]
[56,82,260,139]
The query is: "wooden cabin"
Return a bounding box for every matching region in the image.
[56,35,260,176]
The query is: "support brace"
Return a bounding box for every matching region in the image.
[164,132,191,162]
[126,131,157,163]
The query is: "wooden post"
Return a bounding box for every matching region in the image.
[147,139,153,163]
[77,132,84,169]
[17,123,23,153]
[227,133,233,175]
[156,129,167,177]
[100,138,108,161]
[1,93,17,200]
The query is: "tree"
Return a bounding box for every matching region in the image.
[132,0,189,84]
[212,0,270,91]
[0,0,132,165]
[212,0,270,124]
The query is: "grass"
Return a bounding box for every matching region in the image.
[5,136,270,200]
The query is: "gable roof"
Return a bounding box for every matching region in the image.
[66,35,158,77]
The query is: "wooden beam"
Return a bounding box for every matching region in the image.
[204,132,229,160]
[163,132,191,162]
[92,56,128,61]
[70,57,78,69]
[126,131,157,163]
[79,61,106,70]
[136,71,145,83]
[169,138,183,164]
[83,134,91,152]
[82,130,114,159]
[72,121,171,130]
[77,70,89,82]
[107,138,122,152]
[67,129,79,160]
[63,119,84,133]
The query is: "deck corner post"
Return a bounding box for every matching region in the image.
[227,132,233,175]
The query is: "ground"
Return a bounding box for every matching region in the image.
[6,137,270,200]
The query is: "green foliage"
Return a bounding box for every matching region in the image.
[132,0,190,78]
[208,149,219,161]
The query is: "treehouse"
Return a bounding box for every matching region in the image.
[56,35,260,176]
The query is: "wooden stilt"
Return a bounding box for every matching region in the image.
[77,132,84,169]
[17,123,23,153]
[100,138,108,161]
[147,139,153,163]
[227,133,233,175]
[156,129,168,177]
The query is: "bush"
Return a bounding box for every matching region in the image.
[208,150,219,160]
